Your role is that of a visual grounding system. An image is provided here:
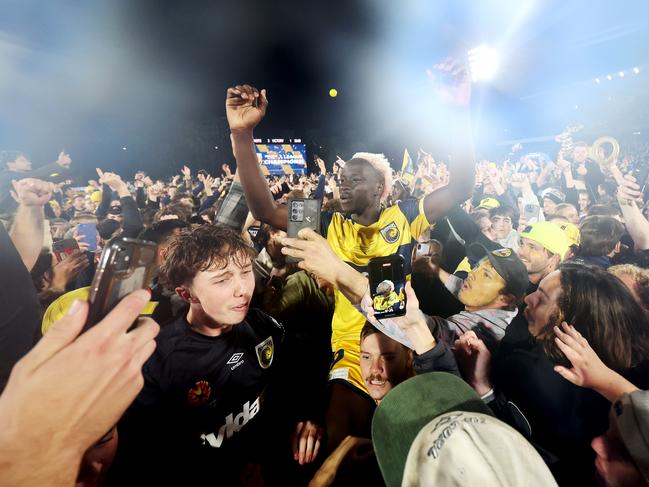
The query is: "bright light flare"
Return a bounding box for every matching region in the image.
[467,45,499,82]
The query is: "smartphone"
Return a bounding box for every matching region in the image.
[368,255,407,319]
[52,238,80,263]
[84,238,158,331]
[523,204,540,222]
[414,239,443,260]
[632,163,649,193]
[286,198,321,263]
[76,223,98,251]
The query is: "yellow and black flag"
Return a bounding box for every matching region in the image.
[401,148,415,185]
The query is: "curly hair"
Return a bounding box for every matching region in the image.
[609,264,649,311]
[537,263,649,371]
[351,152,393,202]
[159,224,256,289]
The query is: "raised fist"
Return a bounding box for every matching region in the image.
[56,151,72,168]
[11,178,53,207]
[426,58,471,107]
[226,84,268,133]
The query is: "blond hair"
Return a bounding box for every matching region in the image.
[352,152,393,202]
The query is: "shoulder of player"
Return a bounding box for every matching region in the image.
[391,198,421,217]
[245,308,285,341]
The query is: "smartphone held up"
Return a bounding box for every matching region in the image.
[368,255,407,319]
[84,237,158,331]
[286,197,321,263]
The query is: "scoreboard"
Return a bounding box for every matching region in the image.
[254,138,306,176]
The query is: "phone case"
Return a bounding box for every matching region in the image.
[52,238,80,262]
[84,238,158,331]
[286,198,321,263]
[76,223,98,251]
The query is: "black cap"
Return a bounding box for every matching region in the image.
[469,243,528,299]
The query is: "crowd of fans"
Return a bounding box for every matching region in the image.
[2,61,649,487]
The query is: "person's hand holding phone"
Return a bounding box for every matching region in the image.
[617,173,644,206]
[365,282,436,355]
[0,290,159,486]
[51,251,89,291]
[280,228,344,285]
[73,228,91,252]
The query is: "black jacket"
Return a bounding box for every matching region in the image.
[491,315,649,486]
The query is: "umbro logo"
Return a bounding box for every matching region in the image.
[227,353,244,365]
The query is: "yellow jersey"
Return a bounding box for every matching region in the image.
[322,198,430,348]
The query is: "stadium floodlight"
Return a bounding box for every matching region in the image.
[633,67,640,74]
[467,45,499,82]
[595,78,600,83]
[619,71,625,77]
[607,74,613,80]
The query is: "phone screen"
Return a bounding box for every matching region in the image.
[76,223,98,251]
[369,255,407,318]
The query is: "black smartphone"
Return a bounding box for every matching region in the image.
[286,198,321,263]
[632,163,649,193]
[85,237,158,331]
[52,238,80,263]
[368,255,407,318]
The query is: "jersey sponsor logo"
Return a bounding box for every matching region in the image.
[187,380,211,406]
[255,336,274,369]
[200,396,261,448]
[380,221,400,244]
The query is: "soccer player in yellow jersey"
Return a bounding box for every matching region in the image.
[226,59,475,451]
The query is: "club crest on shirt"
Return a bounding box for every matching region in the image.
[331,349,345,369]
[380,221,400,244]
[187,380,211,406]
[492,248,512,257]
[255,336,274,369]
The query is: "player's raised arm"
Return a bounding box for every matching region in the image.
[422,59,476,223]
[226,84,288,230]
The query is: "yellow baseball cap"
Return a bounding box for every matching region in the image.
[42,287,158,335]
[90,190,103,203]
[554,221,580,247]
[520,221,570,260]
[477,197,500,210]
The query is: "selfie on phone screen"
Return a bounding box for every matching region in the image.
[369,255,407,318]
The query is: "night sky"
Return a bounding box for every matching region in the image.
[0,0,648,179]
